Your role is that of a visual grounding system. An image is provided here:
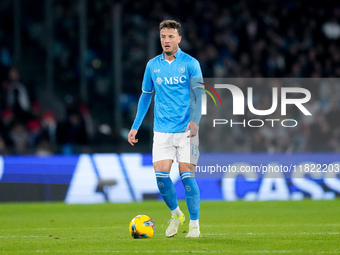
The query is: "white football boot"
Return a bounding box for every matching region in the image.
[166,212,185,237]
[185,226,201,238]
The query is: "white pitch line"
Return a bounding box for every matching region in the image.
[0,235,44,238]
[2,226,123,232]
[317,253,340,254]
[204,232,339,236]
[202,223,340,228]
[0,232,338,238]
[31,250,340,254]
[318,252,340,254]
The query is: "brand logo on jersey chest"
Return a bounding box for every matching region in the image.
[155,75,187,85]
[156,77,163,85]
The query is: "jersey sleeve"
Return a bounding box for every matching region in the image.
[189,59,203,83]
[141,61,154,93]
[131,61,154,130]
[189,59,204,125]
[131,91,153,130]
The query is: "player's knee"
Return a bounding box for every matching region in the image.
[179,162,192,173]
[153,159,172,172]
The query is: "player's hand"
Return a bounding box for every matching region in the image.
[185,121,198,138]
[128,129,138,146]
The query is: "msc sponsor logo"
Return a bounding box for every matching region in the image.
[156,75,187,85]
[155,76,187,85]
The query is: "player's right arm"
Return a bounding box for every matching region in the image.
[128,61,154,146]
[128,91,153,146]
[128,128,138,146]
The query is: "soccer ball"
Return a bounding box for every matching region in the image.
[129,215,155,239]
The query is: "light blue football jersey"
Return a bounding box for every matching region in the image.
[141,48,203,133]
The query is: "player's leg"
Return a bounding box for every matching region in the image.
[154,159,179,214]
[152,132,185,237]
[179,163,201,238]
[177,130,201,238]
[154,160,185,237]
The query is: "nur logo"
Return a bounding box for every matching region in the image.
[193,78,313,128]
[199,83,311,116]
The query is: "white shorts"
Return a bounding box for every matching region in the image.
[152,131,199,165]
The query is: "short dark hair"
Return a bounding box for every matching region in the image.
[159,20,181,35]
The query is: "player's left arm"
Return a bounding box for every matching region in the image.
[185,120,198,137]
[187,59,204,138]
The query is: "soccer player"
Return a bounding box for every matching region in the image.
[128,20,204,238]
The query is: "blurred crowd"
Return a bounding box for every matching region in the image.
[0,0,340,154]
[0,66,93,155]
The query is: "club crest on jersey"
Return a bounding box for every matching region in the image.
[178,66,185,73]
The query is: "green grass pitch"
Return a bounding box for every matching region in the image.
[0,199,339,254]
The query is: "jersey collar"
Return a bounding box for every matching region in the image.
[161,47,182,60]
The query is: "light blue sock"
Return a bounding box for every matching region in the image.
[155,171,178,211]
[180,171,200,220]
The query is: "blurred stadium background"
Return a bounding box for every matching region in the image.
[1,0,340,155]
[0,0,340,204]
